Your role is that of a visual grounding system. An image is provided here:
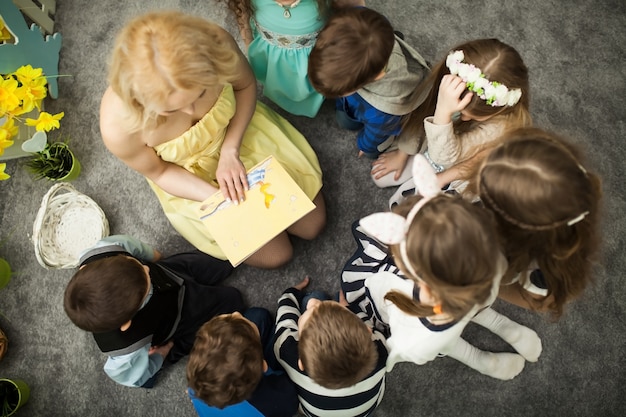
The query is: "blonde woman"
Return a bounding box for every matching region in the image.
[100,11,325,268]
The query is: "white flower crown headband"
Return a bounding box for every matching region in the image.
[359,155,441,278]
[445,50,522,107]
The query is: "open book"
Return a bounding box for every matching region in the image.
[199,156,315,266]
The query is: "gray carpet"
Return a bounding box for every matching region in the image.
[0,0,625,416]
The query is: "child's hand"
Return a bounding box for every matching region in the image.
[294,276,310,291]
[371,150,409,180]
[358,150,365,158]
[433,75,473,125]
[149,340,174,358]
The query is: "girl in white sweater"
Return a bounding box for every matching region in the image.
[373,39,531,198]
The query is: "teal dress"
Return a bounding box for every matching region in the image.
[248,0,325,118]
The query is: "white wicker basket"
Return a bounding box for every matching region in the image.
[32,183,109,269]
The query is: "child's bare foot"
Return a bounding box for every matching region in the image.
[294,276,310,290]
[339,289,349,307]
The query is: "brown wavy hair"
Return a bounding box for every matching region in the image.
[386,194,503,320]
[400,38,532,157]
[187,315,263,408]
[473,127,602,318]
[216,0,331,27]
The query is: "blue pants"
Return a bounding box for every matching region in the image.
[244,307,281,372]
[335,98,363,132]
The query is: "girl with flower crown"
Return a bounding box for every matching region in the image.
[463,128,602,319]
[215,0,364,118]
[341,155,542,379]
[371,38,531,195]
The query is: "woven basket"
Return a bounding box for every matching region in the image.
[32,183,109,269]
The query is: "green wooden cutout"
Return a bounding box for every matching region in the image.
[0,0,62,98]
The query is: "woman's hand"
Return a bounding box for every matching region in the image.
[216,147,249,203]
[433,75,473,125]
[371,150,410,180]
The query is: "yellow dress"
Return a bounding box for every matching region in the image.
[147,84,323,259]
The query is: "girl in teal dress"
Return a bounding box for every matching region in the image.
[218,1,362,117]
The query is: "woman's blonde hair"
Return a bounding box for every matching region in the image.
[401,38,532,156]
[108,11,240,132]
[474,127,602,318]
[386,194,502,320]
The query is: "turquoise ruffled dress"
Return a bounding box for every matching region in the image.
[248,0,325,118]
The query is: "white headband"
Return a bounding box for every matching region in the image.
[360,155,440,277]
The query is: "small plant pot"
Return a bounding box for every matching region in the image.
[25,141,81,181]
[0,379,30,416]
[55,149,81,182]
[0,258,10,290]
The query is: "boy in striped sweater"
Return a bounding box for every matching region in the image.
[273,277,389,417]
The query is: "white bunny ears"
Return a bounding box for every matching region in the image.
[360,154,441,277]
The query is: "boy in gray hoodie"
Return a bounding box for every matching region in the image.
[309,7,429,170]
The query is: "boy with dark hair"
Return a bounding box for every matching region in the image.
[63,235,244,388]
[308,7,429,165]
[274,277,388,417]
[186,308,298,417]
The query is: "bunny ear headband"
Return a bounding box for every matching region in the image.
[360,154,441,278]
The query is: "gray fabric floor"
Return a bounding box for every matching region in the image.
[0,0,624,416]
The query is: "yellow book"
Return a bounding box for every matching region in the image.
[199,156,315,266]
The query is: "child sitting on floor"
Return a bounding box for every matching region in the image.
[466,127,602,318]
[308,7,429,167]
[187,307,298,417]
[342,155,542,380]
[63,235,244,388]
[274,277,388,417]
[386,38,531,203]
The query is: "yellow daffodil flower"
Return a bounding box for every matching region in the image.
[0,66,64,167]
[0,118,18,155]
[25,111,65,132]
[12,86,38,115]
[0,18,12,42]
[0,77,20,114]
[0,163,9,181]
[14,65,44,85]
[0,137,15,156]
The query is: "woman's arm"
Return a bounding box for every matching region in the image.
[214,30,258,203]
[100,88,218,202]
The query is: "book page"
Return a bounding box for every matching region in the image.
[199,156,315,266]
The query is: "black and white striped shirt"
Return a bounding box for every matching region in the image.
[273,288,389,417]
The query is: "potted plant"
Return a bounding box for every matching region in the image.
[24,138,80,181]
[0,258,10,291]
[0,257,10,362]
[0,379,29,416]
